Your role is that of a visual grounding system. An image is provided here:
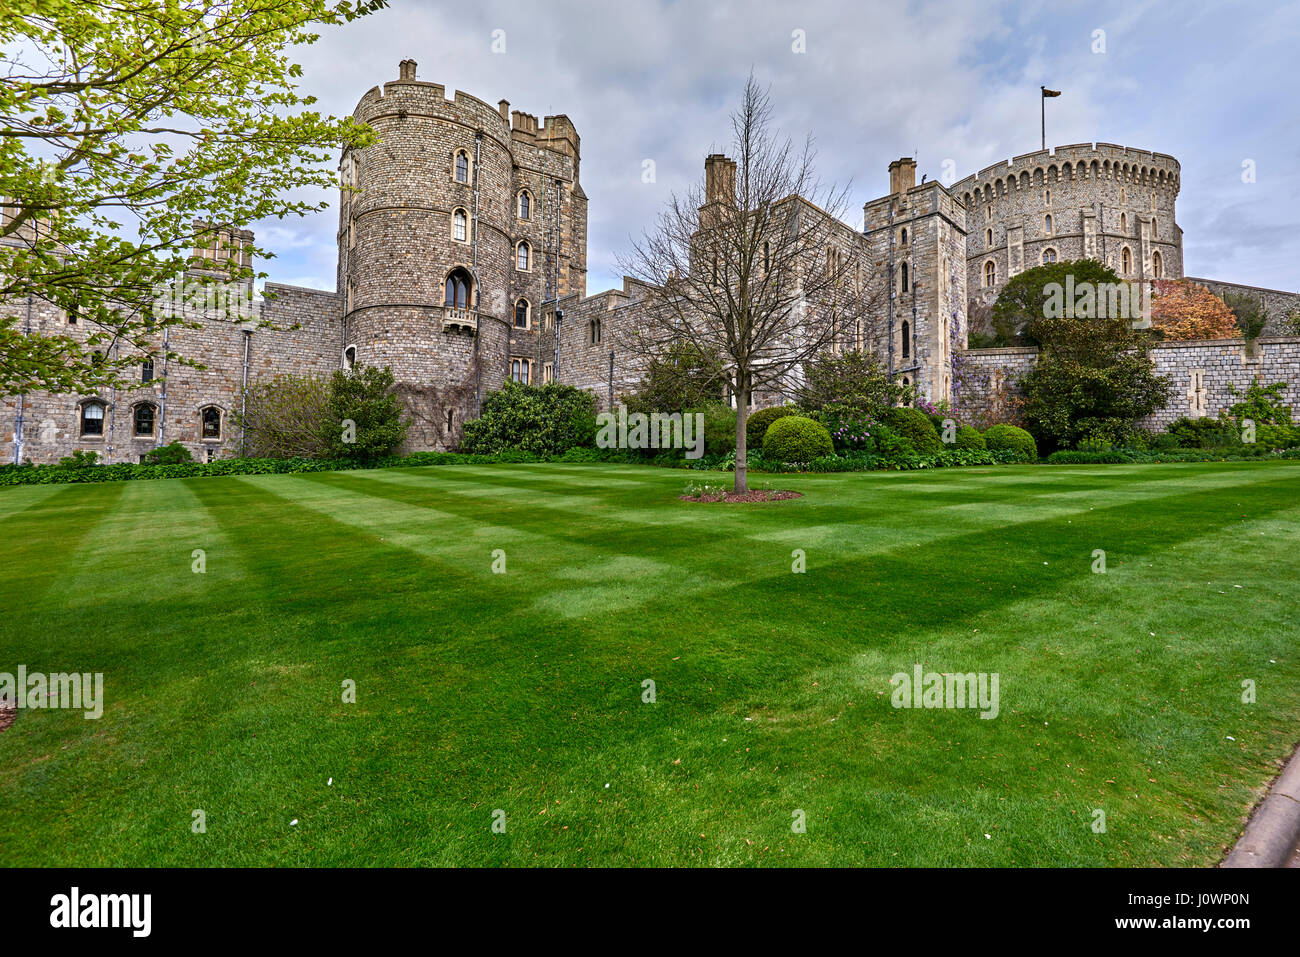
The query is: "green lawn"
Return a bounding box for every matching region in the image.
[1,461,1298,866]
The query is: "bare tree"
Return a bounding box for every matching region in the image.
[621,76,881,492]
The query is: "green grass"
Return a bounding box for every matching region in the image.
[1,461,1297,866]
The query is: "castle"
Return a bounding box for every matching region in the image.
[5,60,1298,465]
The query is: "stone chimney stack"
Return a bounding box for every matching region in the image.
[704,153,737,205]
[398,59,417,81]
[889,157,917,195]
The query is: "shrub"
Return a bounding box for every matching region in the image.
[953,424,986,450]
[57,449,100,467]
[234,372,333,458]
[1046,450,1135,464]
[819,402,878,452]
[983,424,1038,460]
[691,402,737,458]
[883,407,942,453]
[461,380,597,457]
[324,364,409,460]
[762,415,834,464]
[795,349,903,415]
[1254,423,1300,450]
[746,405,801,450]
[143,441,194,465]
[1166,416,1238,449]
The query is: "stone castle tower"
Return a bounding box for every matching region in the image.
[336,59,587,448]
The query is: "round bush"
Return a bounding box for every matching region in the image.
[953,425,986,450]
[762,415,834,464]
[983,424,1038,459]
[745,405,800,450]
[883,407,942,453]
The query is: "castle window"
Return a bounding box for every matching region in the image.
[454,150,470,184]
[984,260,996,287]
[444,268,472,309]
[986,205,992,221]
[510,358,532,384]
[1151,217,1158,239]
[141,358,154,383]
[589,317,601,345]
[79,400,106,437]
[542,362,554,384]
[342,345,356,370]
[1120,188,1126,205]
[1152,251,1163,278]
[1045,189,1051,206]
[900,262,909,293]
[1120,212,1127,233]
[445,408,455,431]
[201,406,222,441]
[1042,248,1057,264]
[67,299,78,324]
[452,208,468,243]
[132,403,156,438]
[854,320,863,351]
[518,191,531,220]
[986,228,993,247]
[1122,247,1132,274]
[514,298,530,329]
[515,241,530,271]
[900,228,908,246]
[901,320,911,358]
[1043,214,1052,235]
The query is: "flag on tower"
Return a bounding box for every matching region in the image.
[1042,88,1061,97]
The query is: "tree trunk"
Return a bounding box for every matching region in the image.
[734,384,749,493]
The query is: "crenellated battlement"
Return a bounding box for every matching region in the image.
[951,142,1181,206]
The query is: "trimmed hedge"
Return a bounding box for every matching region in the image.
[762,416,834,464]
[953,425,986,450]
[745,405,800,450]
[883,407,942,453]
[983,424,1038,460]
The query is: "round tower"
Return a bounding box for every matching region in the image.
[951,143,1182,303]
[337,59,515,450]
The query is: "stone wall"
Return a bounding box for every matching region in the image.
[1186,277,1300,338]
[952,337,1300,433]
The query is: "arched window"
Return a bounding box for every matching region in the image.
[454,150,469,184]
[984,260,996,287]
[1042,248,1057,264]
[452,208,468,243]
[1122,247,1132,274]
[1044,214,1052,234]
[515,241,530,271]
[342,345,357,370]
[901,320,911,358]
[518,191,531,220]
[514,298,530,329]
[900,262,909,293]
[1045,189,1051,205]
[132,403,156,438]
[763,241,770,272]
[1151,217,1158,238]
[1120,188,1126,205]
[900,227,908,246]
[589,318,601,345]
[141,358,154,383]
[80,400,106,437]
[445,408,455,431]
[200,406,222,440]
[986,228,993,247]
[444,268,472,309]
[1120,212,1127,233]
[1152,251,1163,278]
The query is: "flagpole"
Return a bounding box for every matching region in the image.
[1041,86,1046,150]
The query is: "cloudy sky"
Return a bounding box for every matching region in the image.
[262,0,1299,295]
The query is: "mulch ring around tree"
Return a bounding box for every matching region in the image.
[679,489,803,504]
[0,706,15,734]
